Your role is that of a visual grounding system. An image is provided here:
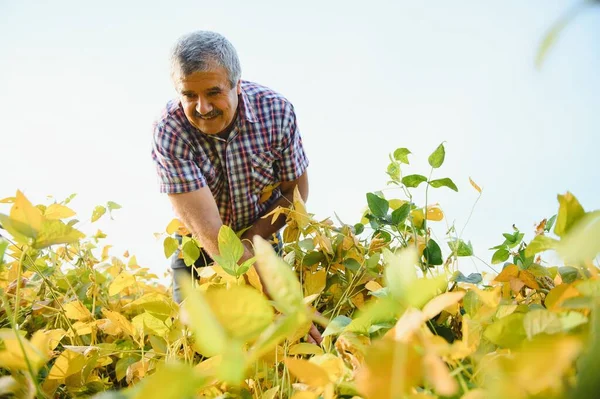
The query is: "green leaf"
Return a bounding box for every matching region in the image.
[491,248,510,264]
[322,315,352,337]
[237,257,255,276]
[353,223,364,235]
[428,143,445,168]
[132,312,170,338]
[383,248,446,308]
[0,239,7,263]
[560,311,588,331]
[554,192,585,237]
[423,239,443,266]
[448,239,474,256]
[393,148,411,164]
[386,162,401,181]
[558,210,600,263]
[524,235,559,258]
[429,178,458,192]
[523,309,562,340]
[558,266,580,284]
[33,219,85,249]
[383,248,417,301]
[484,313,526,348]
[218,225,245,264]
[182,240,200,267]
[343,258,361,273]
[546,214,557,232]
[391,203,411,225]
[303,251,325,266]
[253,236,305,315]
[366,193,389,218]
[163,237,179,259]
[401,174,428,188]
[107,201,122,210]
[91,206,106,222]
[133,362,206,399]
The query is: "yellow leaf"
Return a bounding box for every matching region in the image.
[519,270,540,289]
[66,321,94,337]
[422,291,465,320]
[545,284,580,311]
[101,245,112,261]
[11,191,43,237]
[91,205,106,223]
[304,269,326,297]
[284,357,330,388]
[45,329,66,352]
[288,343,324,356]
[356,338,422,398]
[293,186,310,229]
[425,205,444,221]
[495,264,519,282]
[261,387,281,399]
[291,392,319,399]
[410,209,424,229]
[422,352,458,396]
[0,330,49,373]
[33,219,85,249]
[166,218,182,235]
[109,271,136,296]
[102,309,136,337]
[47,349,87,380]
[469,285,501,308]
[389,199,407,210]
[365,280,383,292]
[44,204,76,220]
[260,183,280,204]
[180,277,228,357]
[63,301,92,321]
[469,177,482,193]
[554,192,585,237]
[204,285,274,341]
[132,312,170,338]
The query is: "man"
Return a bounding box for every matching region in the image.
[151,31,311,312]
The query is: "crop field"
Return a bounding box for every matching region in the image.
[0,144,598,399]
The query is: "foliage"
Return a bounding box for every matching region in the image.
[0,143,599,399]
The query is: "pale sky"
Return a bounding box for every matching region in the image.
[1,0,598,280]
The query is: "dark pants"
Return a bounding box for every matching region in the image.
[171,232,283,303]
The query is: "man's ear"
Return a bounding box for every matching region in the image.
[236,80,242,95]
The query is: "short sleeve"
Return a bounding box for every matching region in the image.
[277,103,309,181]
[151,119,207,194]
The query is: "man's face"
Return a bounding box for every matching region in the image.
[174,65,241,135]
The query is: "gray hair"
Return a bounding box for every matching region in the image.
[170,31,241,88]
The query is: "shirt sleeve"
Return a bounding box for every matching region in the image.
[151,119,207,194]
[277,102,309,182]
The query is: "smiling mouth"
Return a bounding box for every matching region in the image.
[197,112,220,120]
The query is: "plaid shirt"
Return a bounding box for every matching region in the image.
[151,80,309,232]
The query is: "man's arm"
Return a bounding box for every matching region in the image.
[240,170,309,244]
[168,186,254,262]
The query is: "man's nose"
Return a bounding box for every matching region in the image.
[196,98,213,115]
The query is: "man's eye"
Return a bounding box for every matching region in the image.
[183,93,197,98]
[207,91,221,96]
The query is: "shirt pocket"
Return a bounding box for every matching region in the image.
[251,151,277,195]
